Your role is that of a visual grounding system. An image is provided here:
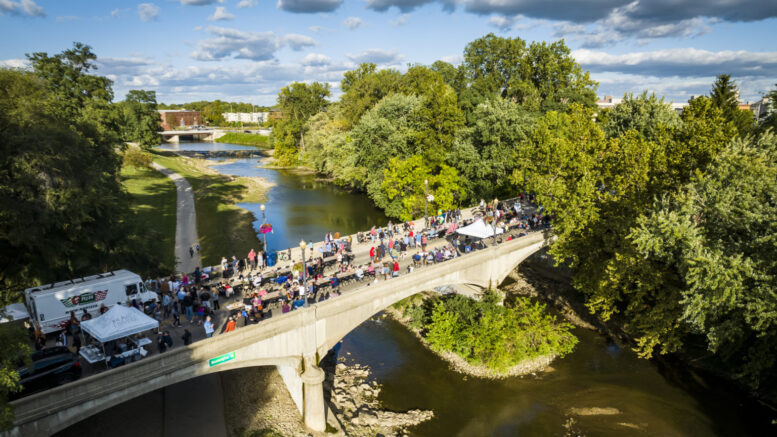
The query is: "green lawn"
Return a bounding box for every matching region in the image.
[152,151,263,267]
[121,164,177,271]
[215,132,271,148]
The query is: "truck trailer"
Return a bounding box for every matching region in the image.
[23,270,155,334]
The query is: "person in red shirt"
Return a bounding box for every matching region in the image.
[392,261,400,277]
[224,316,237,333]
[369,246,375,260]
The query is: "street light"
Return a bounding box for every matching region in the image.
[424,179,428,229]
[299,240,307,306]
[260,204,268,253]
[493,198,499,245]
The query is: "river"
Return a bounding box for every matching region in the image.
[61,143,774,436]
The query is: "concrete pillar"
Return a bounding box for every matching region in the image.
[301,361,326,432]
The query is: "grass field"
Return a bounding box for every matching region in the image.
[215,132,271,148]
[121,164,177,271]
[152,151,265,267]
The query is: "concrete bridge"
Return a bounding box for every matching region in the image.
[6,231,549,436]
[159,129,226,143]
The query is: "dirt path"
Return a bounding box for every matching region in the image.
[152,162,226,437]
[152,162,202,275]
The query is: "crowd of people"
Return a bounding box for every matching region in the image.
[35,196,547,371]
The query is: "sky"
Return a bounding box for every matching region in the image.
[1,0,776,106]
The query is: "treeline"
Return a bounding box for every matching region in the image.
[159,100,273,126]
[395,292,577,373]
[271,34,599,220]
[269,33,777,398]
[0,43,168,297]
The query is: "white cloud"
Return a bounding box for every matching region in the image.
[179,0,224,5]
[573,48,777,78]
[0,0,45,17]
[237,0,257,8]
[56,15,79,22]
[111,8,121,18]
[0,58,30,69]
[301,53,331,66]
[138,3,160,22]
[343,16,363,30]
[389,14,407,26]
[440,54,462,65]
[208,6,234,20]
[277,0,343,13]
[346,49,404,65]
[191,27,317,61]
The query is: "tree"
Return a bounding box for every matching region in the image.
[603,92,680,142]
[628,132,777,390]
[339,63,402,129]
[710,74,754,136]
[461,34,597,114]
[379,155,462,220]
[458,98,535,199]
[271,82,330,166]
[119,90,161,149]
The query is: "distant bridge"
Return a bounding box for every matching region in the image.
[158,129,226,143]
[6,232,549,436]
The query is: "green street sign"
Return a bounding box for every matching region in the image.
[209,351,236,367]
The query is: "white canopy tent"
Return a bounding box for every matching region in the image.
[80,304,158,343]
[456,219,504,239]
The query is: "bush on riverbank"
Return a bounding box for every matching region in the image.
[394,291,578,374]
[216,132,271,148]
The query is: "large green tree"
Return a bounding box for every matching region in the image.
[339,63,402,129]
[603,92,680,142]
[460,34,597,114]
[710,74,754,136]
[118,90,161,149]
[271,81,330,166]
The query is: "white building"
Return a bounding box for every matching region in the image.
[597,95,688,115]
[222,112,269,124]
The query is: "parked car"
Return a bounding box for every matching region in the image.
[13,346,82,398]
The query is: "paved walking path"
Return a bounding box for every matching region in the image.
[152,163,202,275]
[152,162,225,437]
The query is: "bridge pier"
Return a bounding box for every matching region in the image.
[301,359,327,432]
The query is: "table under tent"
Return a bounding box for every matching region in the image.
[78,304,158,367]
[455,219,504,251]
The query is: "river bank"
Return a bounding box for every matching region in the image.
[151,151,272,266]
[220,362,433,437]
[385,306,559,379]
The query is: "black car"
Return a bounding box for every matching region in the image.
[14,346,82,398]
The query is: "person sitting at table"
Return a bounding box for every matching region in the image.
[355,266,364,282]
[367,264,375,276]
[282,301,291,313]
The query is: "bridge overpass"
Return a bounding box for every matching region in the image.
[6,231,549,436]
[159,129,226,143]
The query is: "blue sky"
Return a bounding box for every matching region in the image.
[1,0,776,105]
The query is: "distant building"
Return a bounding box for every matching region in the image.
[750,98,769,121]
[159,110,201,130]
[596,95,687,115]
[222,112,269,124]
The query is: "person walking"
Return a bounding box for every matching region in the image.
[183,292,194,324]
[248,249,256,270]
[204,316,214,338]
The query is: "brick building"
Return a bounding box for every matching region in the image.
[158,110,202,130]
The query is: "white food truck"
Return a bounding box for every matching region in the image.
[22,270,157,334]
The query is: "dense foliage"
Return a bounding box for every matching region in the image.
[514,84,777,394]
[280,34,597,220]
[395,292,578,373]
[117,89,161,149]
